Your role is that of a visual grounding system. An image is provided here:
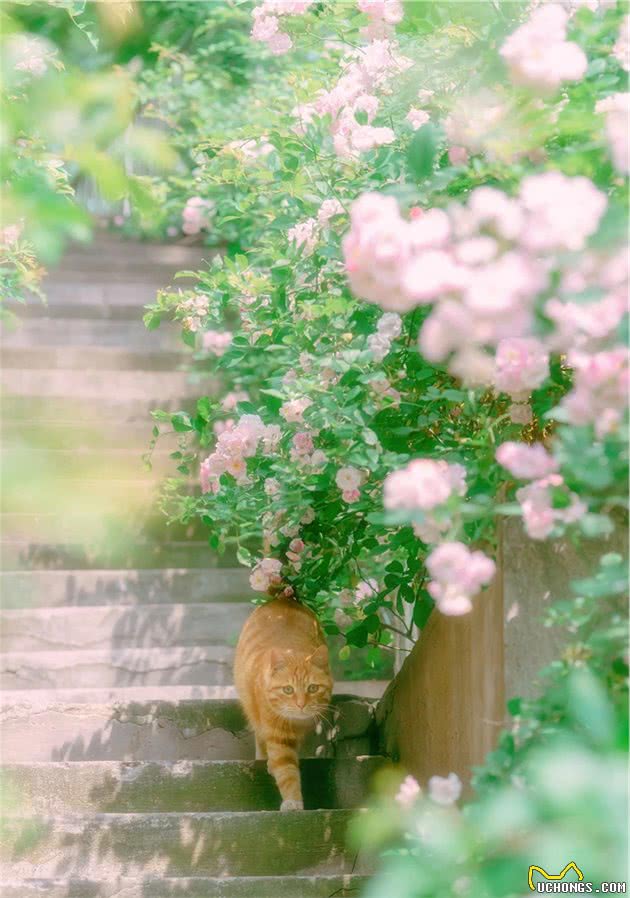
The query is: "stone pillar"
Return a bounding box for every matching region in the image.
[376,545,504,787]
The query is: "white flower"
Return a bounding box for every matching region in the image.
[335,466,362,490]
[428,772,462,805]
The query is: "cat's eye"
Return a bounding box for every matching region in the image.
[282,685,294,695]
[307,684,319,693]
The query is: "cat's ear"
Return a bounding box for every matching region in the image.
[268,648,288,672]
[310,644,329,670]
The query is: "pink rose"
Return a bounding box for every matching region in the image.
[496,442,558,480]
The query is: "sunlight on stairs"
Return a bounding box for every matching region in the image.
[0,235,387,898]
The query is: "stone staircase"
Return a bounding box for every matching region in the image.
[0,235,385,897]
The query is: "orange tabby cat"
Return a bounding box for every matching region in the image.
[234,595,333,810]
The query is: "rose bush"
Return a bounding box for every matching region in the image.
[1,0,182,319]
[144,0,627,681]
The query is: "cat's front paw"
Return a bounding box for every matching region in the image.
[280,798,304,811]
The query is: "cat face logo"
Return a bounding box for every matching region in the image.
[528,862,584,891]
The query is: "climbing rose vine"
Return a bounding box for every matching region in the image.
[145,0,628,678]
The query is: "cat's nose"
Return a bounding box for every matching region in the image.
[296,698,305,709]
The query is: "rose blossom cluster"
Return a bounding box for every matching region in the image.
[367,312,402,361]
[249,556,283,592]
[10,34,50,77]
[426,541,496,616]
[0,223,22,247]
[290,431,327,469]
[288,200,345,254]
[177,294,209,332]
[428,772,462,806]
[181,196,214,236]
[279,397,312,423]
[496,441,558,480]
[224,137,274,162]
[493,337,549,422]
[336,466,363,504]
[596,93,629,174]
[200,414,280,494]
[357,0,403,39]
[251,0,314,55]
[560,347,629,437]
[395,775,421,807]
[384,459,466,513]
[202,329,232,356]
[384,458,467,544]
[406,107,430,130]
[345,175,607,394]
[496,441,586,539]
[500,4,587,93]
[294,38,412,157]
[288,218,318,255]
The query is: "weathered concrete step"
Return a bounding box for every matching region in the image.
[0,681,386,702]
[0,875,370,897]
[2,810,368,878]
[1,447,180,480]
[8,299,164,320]
[2,757,384,813]
[24,282,177,308]
[0,316,180,349]
[0,568,252,608]
[1,395,195,422]
[2,478,160,516]
[0,346,187,371]
[0,693,376,761]
[0,539,226,571]
[0,603,248,652]
[0,420,177,451]
[0,511,210,545]
[54,235,209,269]
[1,369,199,400]
[0,646,234,689]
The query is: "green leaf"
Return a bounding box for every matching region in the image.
[236,546,253,566]
[407,123,439,181]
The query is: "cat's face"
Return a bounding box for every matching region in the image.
[264,645,333,722]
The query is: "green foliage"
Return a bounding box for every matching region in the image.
[138,1,627,676]
[358,553,628,897]
[0,1,178,316]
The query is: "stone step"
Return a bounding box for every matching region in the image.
[1,369,201,401]
[2,810,368,879]
[0,567,246,608]
[20,282,174,312]
[0,420,177,451]
[1,317,181,350]
[0,875,370,898]
[0,692,377,761]
[0,512,209,549]
[1,479,160,516]
[0,646,235,689]
[0,569,252,608]
[1,395,195,422]
[2,757,383,813]
[0,539,225,571]
[1,447,180,480]
[0,603,248,653]
[55,236,209,270]
[0,346,187,371]
[0,644,387,694]
[9,299,161,320]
